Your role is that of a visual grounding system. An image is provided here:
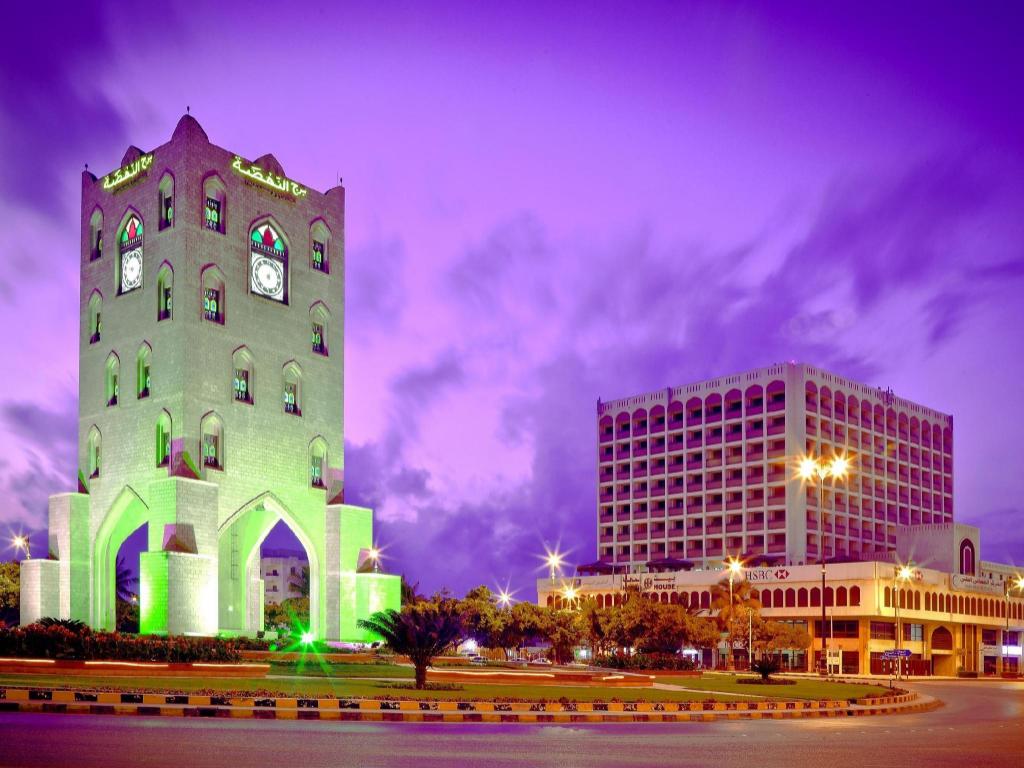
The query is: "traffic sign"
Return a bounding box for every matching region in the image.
[882,649,912,659]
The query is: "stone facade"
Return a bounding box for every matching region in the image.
[20,116,399,640]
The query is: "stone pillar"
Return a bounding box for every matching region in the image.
[19,559,61,625]
[140,551,218,635]
[47,493,91,622]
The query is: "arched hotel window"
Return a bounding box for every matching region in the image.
[89,208,103,261]
[849,586,861,606]
[158,173,174,230]
[203,175,226,233]
[104,353,120,407]
[784,588,795,607]
[136,343,152,399]
[232,346,255,404]
[87,426,101,478]
[761,590,772,608]
[310,219,330,274]
[959,539,976,575]
[884,586,891,607]
[309,437,327,488]
[156,263,173,321]
[797,588,808,608]
[88,292,102,344]
[310,302,329,356]
[156,411,172,467]
[249,221,288,303]
[117,213,144,295]
[200,412,224,470]
[201,265,225,324]
[283,362,302,416]
[836,586,848,607]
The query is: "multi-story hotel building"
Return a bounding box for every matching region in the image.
[540,361,1021,676]
[595,362,953,570]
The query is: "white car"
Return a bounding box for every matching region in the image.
[529,658,553,666]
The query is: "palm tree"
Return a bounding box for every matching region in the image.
[357,602,463,689]
[709,577,761,628]
[115,555,139,603]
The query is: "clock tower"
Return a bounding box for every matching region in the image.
[19,115,399,640]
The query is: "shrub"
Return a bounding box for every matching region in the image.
[0,622,242,663]
[750,656,781,681]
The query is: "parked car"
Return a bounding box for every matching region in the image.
[529,658,553,666]
[470,655,487,665]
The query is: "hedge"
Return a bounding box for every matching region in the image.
[595,653,699,671]
[0,622,242,663]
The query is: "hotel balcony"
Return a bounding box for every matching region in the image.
[726,500,743,511]
[599,492,614,504]
[599,534,614,543]
[725,522,743,533]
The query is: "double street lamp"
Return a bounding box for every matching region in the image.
[10,534,30,560]
[893,563,913,680]
[797,454,851,675]
[725,556,743,670]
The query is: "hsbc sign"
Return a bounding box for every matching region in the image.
[745,568,791,582]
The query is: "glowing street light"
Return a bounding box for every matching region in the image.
[544,549,565,582]
[301,631,315,646]
[11,534,30,560]
[1002,574,1024,676]
[560,584,579,610]
[367,547,381,574]
[497,589,513,608]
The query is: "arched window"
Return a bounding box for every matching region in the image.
[785,588,796,607]
[87,426,101,478]
[825,586,834,607]
[89,209,103,261]
[836,586,847,607]
[104,353,120,406]
[201,265,225,324]
[232,346,255,404]
[773,588,783,607]
[810,587,821,607]
[849,585,861,606]
[761,589,772,608]
[884,586,891,607]
[797,588,808,607]
[249,221,288,303]
[203,175,226,233]
[310,219,330,274]
[200,412,224,470]
[959,539,976,575]
[117,213,144,295]
[156,263,173,321]
[913,591,921,611]
[158,173,174,230]
[310,302,329,356]
[283,362,302,416]
[136,343,152,399]
[88,292,102,344]
[156,411,172,467]
[309,438,326,486]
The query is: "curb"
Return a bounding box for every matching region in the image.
[0,687,939,723]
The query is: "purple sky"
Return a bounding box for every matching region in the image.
[2,2,1023,597]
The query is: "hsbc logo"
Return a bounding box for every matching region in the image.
[774,568,790,580]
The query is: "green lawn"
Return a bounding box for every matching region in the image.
[0,665,887,704]
[658,673,889,701]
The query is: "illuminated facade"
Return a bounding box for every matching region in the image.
[540,524,1024,676]
[595,362,953,570]
[19,115,399,641]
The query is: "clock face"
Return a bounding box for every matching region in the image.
[250,253,285,301]
[121,248,143,293]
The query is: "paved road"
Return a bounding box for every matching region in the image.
[0,680,1020,768]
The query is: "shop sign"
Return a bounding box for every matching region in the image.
[951,574,1004,596]
[744,567,791,582]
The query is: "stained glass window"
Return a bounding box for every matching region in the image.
[312,241,327,272]
[119,215,143,294]
[159,285,172,320]
[91,312,101,344]
[312,323,326,355]
[160,195,174,230]
[205,197,222,232]
[204,288,222,323]
[203,434,220,467]
[284,382,299,415]
[233,369,250,403]
[311,455,324,487]
[252,223,286,254]
[92,230,103,261]
[138,363,150,398]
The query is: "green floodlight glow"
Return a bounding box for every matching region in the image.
[301,631,315,645]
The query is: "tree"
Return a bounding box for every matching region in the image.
[115,555,139,603]
[755,620,811,657]
[709,577,761,629]
[579,600,614,658]
[0,561,19,626]
[400,575,422,606]
[542,607,585,664]
[265,597,310,636]
[357,602,463,688]
[605,589,657,652]
[457,586,501,649]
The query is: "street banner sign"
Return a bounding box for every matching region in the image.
[882,649,912,659]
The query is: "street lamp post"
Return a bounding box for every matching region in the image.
[894,564,912,680]
[726,557,743,671]
[545,550,564,584]
[798,455,850,675]
[1002,575,1024,677]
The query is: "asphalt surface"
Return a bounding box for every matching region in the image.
[0,680,1020,768]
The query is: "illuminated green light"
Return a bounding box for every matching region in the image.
[301,631,315,645]
[102,154,154,191]
[232,155,308,198]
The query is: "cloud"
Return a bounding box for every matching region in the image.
[345,235,407,340]
[345,152,1024,595]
